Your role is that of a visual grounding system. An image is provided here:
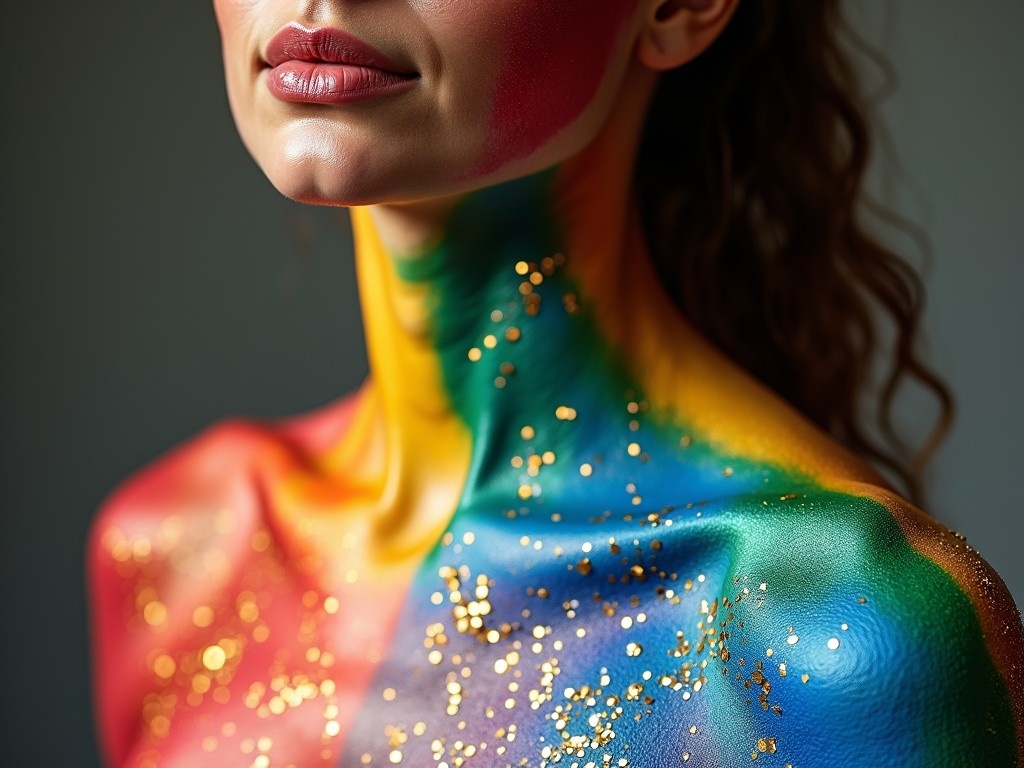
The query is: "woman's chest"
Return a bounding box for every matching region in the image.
[123,492,881,768]
[121,541,416,768]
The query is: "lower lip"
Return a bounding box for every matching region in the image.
[265,61,416,105]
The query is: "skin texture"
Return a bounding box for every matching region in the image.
[211,0,646,206]
[89,1,1023,766]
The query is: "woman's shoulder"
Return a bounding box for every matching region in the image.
[690,479,1024,764]
[707,479,1024,675]
[86,392,363,763]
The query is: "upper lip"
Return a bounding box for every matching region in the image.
[264,23,416,76]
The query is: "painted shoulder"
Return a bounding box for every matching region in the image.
[695,481,1024,766]
[86,396,357,765]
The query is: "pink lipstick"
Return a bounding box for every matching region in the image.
[263,24,418,105]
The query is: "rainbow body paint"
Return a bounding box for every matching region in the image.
[90,169,1023,767]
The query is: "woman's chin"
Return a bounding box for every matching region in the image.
[248,128,436,208]
[258,153,386,208]
[257,157,461,210]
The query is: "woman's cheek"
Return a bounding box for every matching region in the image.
[473,0,637,177]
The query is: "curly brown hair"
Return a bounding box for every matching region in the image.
[637,0,953,505]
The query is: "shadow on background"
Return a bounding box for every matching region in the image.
[1,2,1020,765]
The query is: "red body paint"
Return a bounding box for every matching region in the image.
[474,1,636,176]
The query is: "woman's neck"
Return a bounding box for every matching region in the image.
[347,158,648,554]
[337,86,878,562]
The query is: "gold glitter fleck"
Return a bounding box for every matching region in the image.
[143,601,167,627]
[520,426,536,440]
[150,715,170,738]
[505,327,521,343]
[192,673,211,694]
[152,654,176,679]
[579,463,593,477]
[237,596,259,623]
[251,529,272,552]
[467,347,482,362]
[202,645,227,671]
[192,605,215,628]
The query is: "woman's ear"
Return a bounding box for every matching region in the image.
[636,0,739,71]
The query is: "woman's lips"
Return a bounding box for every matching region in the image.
[263,23,418,105]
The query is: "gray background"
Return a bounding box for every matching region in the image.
[1,1,1020,765]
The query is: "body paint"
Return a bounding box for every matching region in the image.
[472,1,636,177]
[89,173,1023,767]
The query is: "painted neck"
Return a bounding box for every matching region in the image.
[347,96,668,540]
[343,73,877,561]
[359,165,629,454]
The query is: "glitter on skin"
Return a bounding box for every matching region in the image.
[91,104,1022,768]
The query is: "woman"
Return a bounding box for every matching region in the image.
[89,1,1023,766]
